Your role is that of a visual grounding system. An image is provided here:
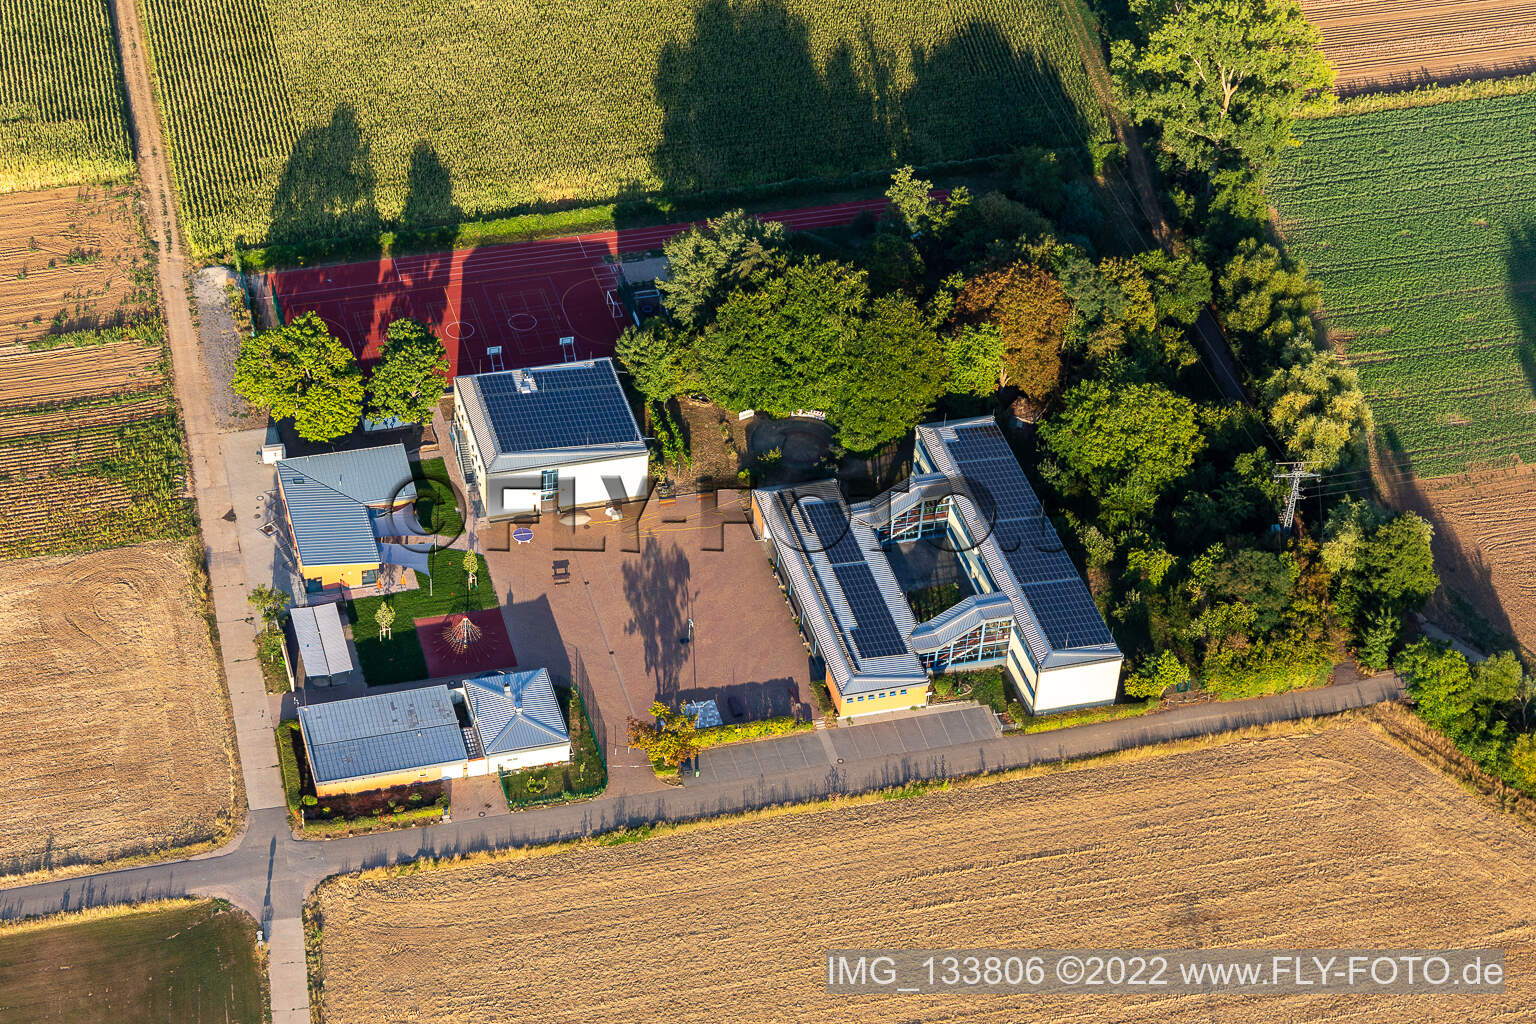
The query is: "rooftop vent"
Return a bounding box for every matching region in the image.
[512,369,538,395]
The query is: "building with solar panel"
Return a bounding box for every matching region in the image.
[451,358,649,519]
[752,417,1122,719]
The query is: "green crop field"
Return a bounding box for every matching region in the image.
[0,901,265,1023]
[136,0,1106,258]
[1269,91,1536,478]
[0,0,134,192]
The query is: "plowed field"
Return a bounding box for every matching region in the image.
[0,185,151,348]
[313,721,1536,1024]
[1301,0,1536,93]
[0,542,238,879]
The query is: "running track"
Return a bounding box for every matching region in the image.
[267,197,897,377]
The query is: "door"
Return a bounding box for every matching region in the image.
[540,468,559,499]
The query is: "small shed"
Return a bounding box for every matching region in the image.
[289,603,354,682]
[683,699,722,729]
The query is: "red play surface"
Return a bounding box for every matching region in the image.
[266,197,897,377]
[415,608,517,678]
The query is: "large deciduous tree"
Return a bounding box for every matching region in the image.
[658,208,790,328]
[953,262,1073,401]
[1260,343,1372,470]
[1039,381,1204,524]
[232,311,364,442]
[698,258,946,451]
[1111,0,1334,172]
[616,320,699,404]
[366,318,449,426]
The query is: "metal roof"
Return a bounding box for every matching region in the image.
[289,603,353,678]
[298,684,468,784]
[454,358,646,474]
[913,418,1120,668]
[463,669,569,755]
[755,481,926,697]
[277,445,415,568]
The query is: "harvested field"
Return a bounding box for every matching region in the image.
[0,185,153,348]
[1300,0,1536,94]
[0,336,162,410]
[1382,462,1536,654]
[0,542,238,879]
[0,900,265,1024]
[313,720,1536,1023]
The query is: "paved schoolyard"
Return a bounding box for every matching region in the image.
[479,490,814,797]
[689,703,1001,785]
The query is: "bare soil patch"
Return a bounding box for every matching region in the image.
[0,185,151,347]
[0,542,238,878]
[313,720,1536,1023]
[1300,0,1536,93]
[1380,461,1536,655]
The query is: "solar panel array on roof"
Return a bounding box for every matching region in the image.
[834,562,908,659]
[1019,579,1116,649]
[993,517,1081,583]
[477,361,639,454]
[803,500,864,565]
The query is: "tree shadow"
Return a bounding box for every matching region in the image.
[649,1,1091,196]
[620,539,695,705]
[268,104,382,260]
[1507,223,1536,402]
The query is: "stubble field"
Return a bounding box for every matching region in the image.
[0,542,239,878]
[1298,0,1536,93]
[312,720,1536,1023]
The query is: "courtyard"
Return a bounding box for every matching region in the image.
[479,489,815,796]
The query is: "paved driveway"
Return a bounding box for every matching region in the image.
[690,703,1000,784]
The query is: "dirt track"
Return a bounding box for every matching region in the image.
[0,542,238,878]
[314,721,1536,1023]
[1301,0,1536,92]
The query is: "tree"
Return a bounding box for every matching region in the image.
[1039,381,1205,524]
[463,548,479,589]
[615,320,698,403]
[657,209,790,328]
[232,311,364,442]
[1260,343,1373,470]
[698,258,946,451]
[1111,0,1334,173]
[1330,506,1439,641]
[885,166,969,238]
[953,262,1072,401]
[945,323,1004,397]
[1395,640,1476,736]
[247,584,289,628]
[366,318,449,426]
[1216,238,1321,364]
[1511,732,1536,792]
[1127,650,1187,698]
[626,701,702,769]
[374,601,396,641]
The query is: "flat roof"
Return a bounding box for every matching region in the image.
[455,358,646,474]
[299,684,468,784]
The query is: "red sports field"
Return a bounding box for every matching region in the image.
[415,609,517,678]
[266,198,897,377]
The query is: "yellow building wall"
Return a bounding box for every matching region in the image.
[314,764,447,798]
[298,560,381,589]
[831,680,929,717]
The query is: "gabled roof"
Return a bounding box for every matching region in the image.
[454,358,646,474]
[298,684,468,784]
[277,444,415,568]
[463,669,569,755]
[914,418,1120,669]
[754,481,927,697]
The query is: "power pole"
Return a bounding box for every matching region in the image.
[1273,462,1319,531]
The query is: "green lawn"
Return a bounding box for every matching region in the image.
[347,546,496,685]
[0,901,264,1024]
[256,624,290,693]
[906,582,964,622]
[500,686,607,807]
[413,457,465,537]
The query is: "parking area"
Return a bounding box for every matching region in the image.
[478,490,815,797]
[689,703,1002,785]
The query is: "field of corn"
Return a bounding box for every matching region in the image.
[0,0,135,192]
[136,0,1106,258]
[1270,90,1536,478]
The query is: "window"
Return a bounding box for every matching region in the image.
[540,468,559,498]
[360,569,379,585]
[900,688,908,694]
[857,695,865,701]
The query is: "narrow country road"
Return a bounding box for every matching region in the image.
[1,673,1404,926]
